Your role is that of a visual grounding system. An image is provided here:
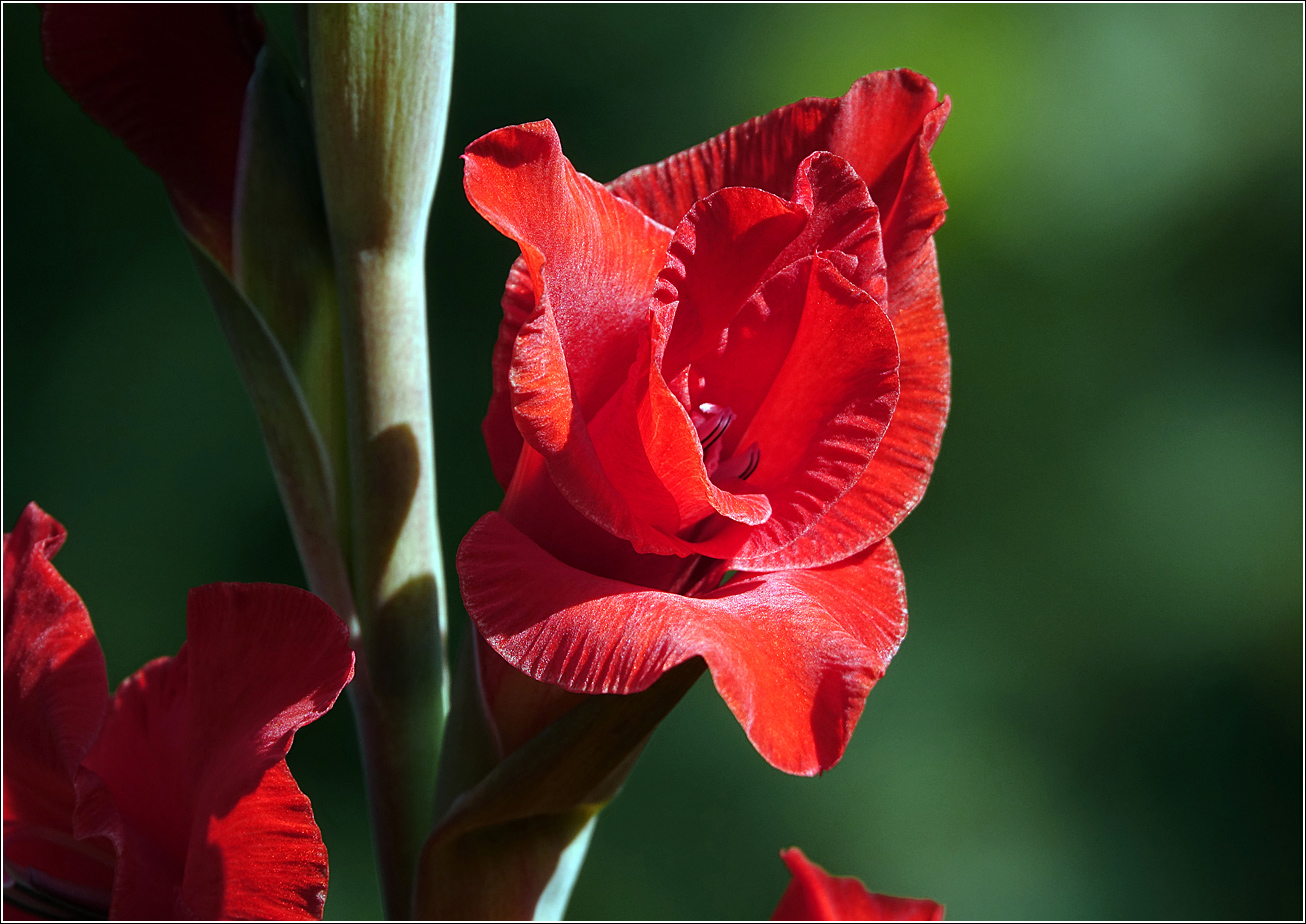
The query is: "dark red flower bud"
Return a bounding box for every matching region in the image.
[41,4,265,270]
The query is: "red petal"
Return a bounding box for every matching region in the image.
[41,4,264,270]
[657,184,809,377]
[478,78,950,557]
[466,122,700,552]
[3,504,114,895]
[72,583,353,919]
[193,760,332,920]
[778,83,950,566]
[740,237,946,570]
[499,445,698,590]
[773,848,943,921]
[574,153,895,554]
[766,151,891,298]
[727,256,899,562]
[605,72,951,569]
[665,150,899,561]
[607,70,947,233]
[663,152,887,434]
[481,256,534,489]
[496,363,692,559]
[608,99,835,227]
[825,73,950,265]
[458,513,908,775]
[464,120,672,431]
[585,182,802,538]
[475,636,586,759]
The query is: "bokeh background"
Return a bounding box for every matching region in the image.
[5,3,1301,919]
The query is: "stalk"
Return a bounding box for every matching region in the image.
[307,5,455,916]
[335,246,446,919]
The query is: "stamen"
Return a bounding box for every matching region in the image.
[692,402,734,448]
[692,403,761,484]
[714,442,761,482]
[3,861,110,919]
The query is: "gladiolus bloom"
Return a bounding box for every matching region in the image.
[3,503,354,919]
[773,848,943,921]
[459,71,950,775]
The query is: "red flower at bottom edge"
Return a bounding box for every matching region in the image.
[773,848,943,921]
[2,503,354,920]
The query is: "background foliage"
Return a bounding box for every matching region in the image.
[5,4,1301,919]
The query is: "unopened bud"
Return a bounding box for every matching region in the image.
[309,3,455,257]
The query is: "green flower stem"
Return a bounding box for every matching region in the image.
[417,659,706,919]
[336,247,447,920]
[308,5,454,916]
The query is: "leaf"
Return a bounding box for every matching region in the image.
[415,659,705,919]
[233,45,350,551]
[188,240,353,619]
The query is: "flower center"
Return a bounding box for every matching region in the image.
[692,402,733,448]
[714,442,761,481]
[691,403,760,484]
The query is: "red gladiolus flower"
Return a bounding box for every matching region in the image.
[3,503,354,920]
[41,4,264,271]
[773,848,943,921]
[459,71,950,774]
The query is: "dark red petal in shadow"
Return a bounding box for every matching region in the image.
[773,848,943,921]
[475,636,586,759]
[459,513,908,775]
[73,583,352,919]
[2,504,113,893]
[41,4,264,269]
[72,654,199,919]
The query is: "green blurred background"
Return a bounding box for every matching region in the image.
[4,3,1301,919]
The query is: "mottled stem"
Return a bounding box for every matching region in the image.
[335,247,447,919]
[308,5,454,916]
